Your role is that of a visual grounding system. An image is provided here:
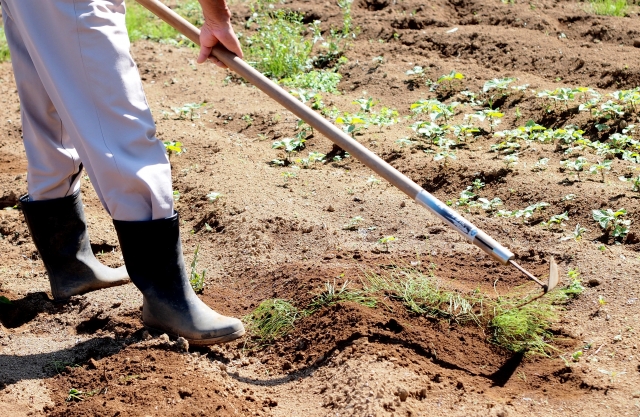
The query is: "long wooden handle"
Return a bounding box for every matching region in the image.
[134,0,515,265]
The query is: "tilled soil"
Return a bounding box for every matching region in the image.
[1,0,640,416]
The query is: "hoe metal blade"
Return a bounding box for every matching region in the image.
[509,257,559,293]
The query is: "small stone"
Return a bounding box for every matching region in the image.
[400,201,406,208]
[175,337,189,352]
[326,205,335,212]
[397,388,409,402]
[588,278,602,287]
[634,39,640,48]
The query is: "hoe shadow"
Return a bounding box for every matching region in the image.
[0,337,124,389]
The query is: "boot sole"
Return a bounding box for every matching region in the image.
[145,325,245,346]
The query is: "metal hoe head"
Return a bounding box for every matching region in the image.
[509,257,559,293]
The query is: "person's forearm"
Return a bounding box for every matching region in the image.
[197,0,232,24]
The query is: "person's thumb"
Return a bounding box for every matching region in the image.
[197,44,213,64]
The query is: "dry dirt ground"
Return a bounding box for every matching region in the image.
[1,0,640,416]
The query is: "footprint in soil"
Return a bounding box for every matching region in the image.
[0,292,52,328]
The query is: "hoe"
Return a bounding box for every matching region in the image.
[135,0,559,293]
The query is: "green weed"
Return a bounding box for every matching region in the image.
[189,245,205,294]
[0,25,10,63]
[307,279,377,313]
[588,0,628,16]
[126,0,201,44]
[244,299,300,343]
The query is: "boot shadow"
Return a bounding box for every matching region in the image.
[0,292,53,328]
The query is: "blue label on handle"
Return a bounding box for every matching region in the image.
[415,190,477,239]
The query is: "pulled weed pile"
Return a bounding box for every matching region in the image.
[245,267,585,356]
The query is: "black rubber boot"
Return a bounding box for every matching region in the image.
[113,213,245,345]
[20,192,129,300]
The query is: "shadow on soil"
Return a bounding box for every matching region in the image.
[0,337,124,389]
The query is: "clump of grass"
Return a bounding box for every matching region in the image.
[307,279,377,313]
[364,268,483,325]
[490,297,557,355]
[364,266,584,356]
[126,0,202,44]
[0,25,10,63]
[244,299,300,343]
[281,70,342,93]
[588,0,628,16]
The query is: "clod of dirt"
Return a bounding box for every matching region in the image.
[326,205,335,212]
[282,361,292,371]
[175,336,189,352]
[397,388,409,402]
[588,278,602,287]
[158,333,170,343]
[87,358,99,370]
[141,330,151,340]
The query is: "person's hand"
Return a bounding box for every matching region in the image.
[197,2,243,68]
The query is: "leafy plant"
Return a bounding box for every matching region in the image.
[343,216,364,230]
[436,70,465,91]
[163,141,183,157]
[172,102,203,120]
[272,137,306,164]
[281,70,342,93]
[378,236,397,252]
[541,212,569,229]
[189,245,205,294]
[588,160,612,182]
[560,157,589,180]
[561,224,588,241]
[592,208,631,239]
[0,26,10,63]
[335,113,365,137]
[411,99,459,123]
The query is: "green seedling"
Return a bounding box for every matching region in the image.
[503,154,519,169]
[296,151,326,168]
[163,141,183,157]
[172,190,180,202]
[395,137,416,148]
[476,197,503,212]
[541,212,569,229]
[189,245,205,294]
[472,179,485,190]
[67,388,86,402]
[560,157,589,180]
[561,224,588,241]
[532,157,550,172]
[411,99,459,123]
[377,236,397,252]
[241,114,254,126]
[282,171,298,183]
[172,102,202,120]
[343,216,364,230]
[366,175,381,188]
[450,124,480,142]
[592,208,631,239]
[272,137,306,164]
[410,121,448,143]
[433,149,457,166]
[0,296,11,305]
[436,70,465,91]
[619,175,640,192]
[206,192,222,202]
[335,113,365,137]
[572,351,584,362]
[456,187,476,207]
[470,109,504,131]
[621,150,640,164]
[353,97,378,113]
[588,160,612,182]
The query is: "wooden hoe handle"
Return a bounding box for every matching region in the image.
[134,0,515,265]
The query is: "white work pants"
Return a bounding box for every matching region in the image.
[1,0,173,221]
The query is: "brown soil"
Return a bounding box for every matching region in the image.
[2,0,640,416]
